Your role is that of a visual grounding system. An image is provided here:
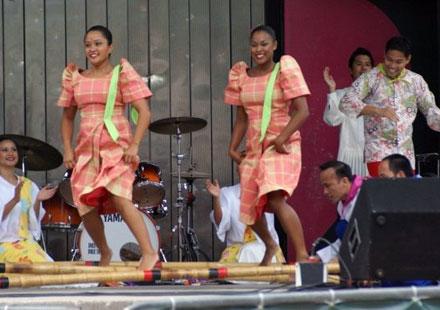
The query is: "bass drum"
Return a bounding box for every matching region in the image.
[78,209,160,261]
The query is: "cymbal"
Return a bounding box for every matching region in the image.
[171,170,211,180]
[149,117,207,135]
[0,134,63,171]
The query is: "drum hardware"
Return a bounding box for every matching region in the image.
[70,223,83,261]
[181,176,211,261]
[137,199,168,219]
[171,170,211,181]
[150,116,210,261]
[0,134,63,175]
[175,126,186,261]
[148,116,207,135]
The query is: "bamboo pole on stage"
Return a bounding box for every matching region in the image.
[0,273,294,284]
[0,262,340,286]
[225,274,293,283]
[23,261,340,274]
[0,265,302,288]
[0,262,268,275]
[53,261,264,269]
[0,262,135,275]
[0,262,295,276]
[0,273,338,286]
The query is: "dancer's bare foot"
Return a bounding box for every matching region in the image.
[99,248,113,266]
[138,252,159,270]
[260,242,278,266]
[296,251,309,263]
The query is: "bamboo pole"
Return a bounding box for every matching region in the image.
[0,263,295,277]
[0,263,340,286]
[17,261,340,274]
[0,265,300,288]
[51,261,265,269]
[3,273,294,284]
[225,274,340,284]
[0,272,338,287]
[0,262,135,275]
[0,262,288,276]
[225,274,293,283]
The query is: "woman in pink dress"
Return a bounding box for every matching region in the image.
[225,25,310,265]
[58,25,157,270]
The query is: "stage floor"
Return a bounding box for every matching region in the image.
[0,282,287,310]
[2,281,440,310]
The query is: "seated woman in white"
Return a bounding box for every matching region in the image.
[206,179,284,263]
[0,136,56,262]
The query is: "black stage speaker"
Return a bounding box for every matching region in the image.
[339,178,440,282]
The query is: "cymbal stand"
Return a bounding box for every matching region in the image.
[174,127,185,261]
[184,180,200,261]
[21,154,28,177]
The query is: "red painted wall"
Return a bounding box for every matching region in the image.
[284,0,399,260]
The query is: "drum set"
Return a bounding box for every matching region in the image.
[2,116,211,263]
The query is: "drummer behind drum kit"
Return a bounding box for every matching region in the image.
[1,117,211,262]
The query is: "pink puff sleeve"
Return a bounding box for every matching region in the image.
[279,55,310,100]
[57,63,78,107]
[224,62,247,106]
[119,58,152,103]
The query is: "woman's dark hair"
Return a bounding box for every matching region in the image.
[348,47,374,68]
[385,36,411,57]
[85,25,113,45]
[0,136,18,150]
[250,25,277,41]
[319,160,354,183]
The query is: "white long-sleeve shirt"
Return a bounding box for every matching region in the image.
[324,88,368,177]
[0,175,45,242]
[209,184,279,247]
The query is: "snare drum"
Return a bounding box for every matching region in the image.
[78,209,160,261]
[133,161,165,207]
[42,194,81,228]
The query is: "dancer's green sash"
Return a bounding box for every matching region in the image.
[104,65,121,142]
[260,62,280,142]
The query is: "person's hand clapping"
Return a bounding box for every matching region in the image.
[13,181,24,204]
[206,179,220,198]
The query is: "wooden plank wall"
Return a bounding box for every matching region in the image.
[0,0,264,261]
